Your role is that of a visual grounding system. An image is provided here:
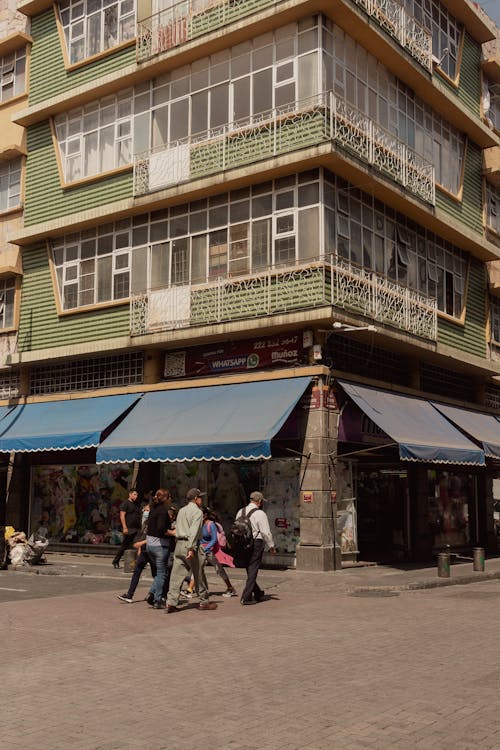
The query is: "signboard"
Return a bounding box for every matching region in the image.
[164,332,305,379]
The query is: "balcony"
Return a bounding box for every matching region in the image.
[137,0,275,61]
[133,92,435,205]
[353,0,432,72]
[136,0,433,72]
[130,256,438,341]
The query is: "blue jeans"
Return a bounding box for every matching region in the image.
[146,544,170,603]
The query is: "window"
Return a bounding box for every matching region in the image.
[491,298,500,345]
[486,184,500,237]
[51,168,466,320]
[54,91,135,182]
[51,172,320,310]
[0,48,26,103]
[323,168,467,318]
[0,278,16,329]
[404,0,462,79]
[0,158,22,211]
[58,0,136,65]
[329,21,464,194]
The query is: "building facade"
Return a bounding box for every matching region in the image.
[0,0,499,569]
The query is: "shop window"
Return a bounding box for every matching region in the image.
[428,470,474,549]
[30,464,135,544]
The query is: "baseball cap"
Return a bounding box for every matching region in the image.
[250,491,266,503]
[186,487,206,501]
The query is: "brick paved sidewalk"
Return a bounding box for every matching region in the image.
[1,568,500,750]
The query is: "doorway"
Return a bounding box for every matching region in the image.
[354,466,410,562]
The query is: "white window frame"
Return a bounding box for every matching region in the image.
[0,277,16,329]
[54,92,134,182]
[0,48,26,103]
[58,0,136,65]
[0,158,22,212]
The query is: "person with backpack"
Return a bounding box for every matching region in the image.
[233,491,276,606]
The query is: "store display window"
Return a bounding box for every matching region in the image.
[160,458,301,554]
[428,470,474,549]
[30,464,133,544]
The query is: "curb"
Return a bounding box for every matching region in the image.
[349,570,500,593]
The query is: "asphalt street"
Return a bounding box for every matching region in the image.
[1,557,500,750]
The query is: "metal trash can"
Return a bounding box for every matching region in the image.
[123,548,137,573]
[437,551,450,578]
[473,547,485,572]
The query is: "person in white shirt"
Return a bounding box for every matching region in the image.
[237,491,276,605]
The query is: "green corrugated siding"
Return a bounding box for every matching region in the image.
[19,247,130,352]
[24,121,133,226]
[436,33,481,117]
[435,140,483,234]
[29,9,135,105]
[437,258,486,358]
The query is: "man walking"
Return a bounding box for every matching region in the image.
[112,488,141,569]
[165,488,217,613]
[238,491,276,605]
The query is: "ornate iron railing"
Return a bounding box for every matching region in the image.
[353,0,432,71]
[130,256,437,340]
[134,91,435,204]
[136,0,432,71]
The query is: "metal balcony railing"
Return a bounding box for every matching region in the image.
[136,0,432,72]
[353,0,432,71]
[134,91,435,204]
[130,256,438,340]
[137,0,276,61]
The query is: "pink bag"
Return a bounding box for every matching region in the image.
[215,522,227,549]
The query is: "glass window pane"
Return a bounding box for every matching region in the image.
[131,246,148,293]
[298,207,318,262]
[97,255,112,302]
[151,242,170,289]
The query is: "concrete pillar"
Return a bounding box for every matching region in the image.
[295,377,341,571]
[411,466,433,561]
[143,350,162,385]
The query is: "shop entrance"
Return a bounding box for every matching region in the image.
[354,466,410,562]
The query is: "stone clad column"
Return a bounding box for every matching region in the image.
[295,376,342,571]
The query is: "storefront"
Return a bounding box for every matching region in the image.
[335,380,497,563]
[10,373,313,565]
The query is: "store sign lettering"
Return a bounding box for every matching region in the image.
[164,332,305,378]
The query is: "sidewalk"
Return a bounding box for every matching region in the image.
[14,549,500,593]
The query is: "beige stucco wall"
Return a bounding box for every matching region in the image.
[0,3,29,37]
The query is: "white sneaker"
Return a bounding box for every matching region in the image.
[180,590,193,599]
[117,593,133,603]
[222,590,237,598]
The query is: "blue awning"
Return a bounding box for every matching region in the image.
[338,380,485,466]
[432,402,500,459]
[96,377,311,463]
[0,393,141,452]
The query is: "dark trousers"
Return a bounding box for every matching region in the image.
[126,548,156,598]
[241,539,265,603]
[112,532,137,565]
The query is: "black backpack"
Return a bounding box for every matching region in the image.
[229,507,258,560]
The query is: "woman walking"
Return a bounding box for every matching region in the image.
[146,489,175,609]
